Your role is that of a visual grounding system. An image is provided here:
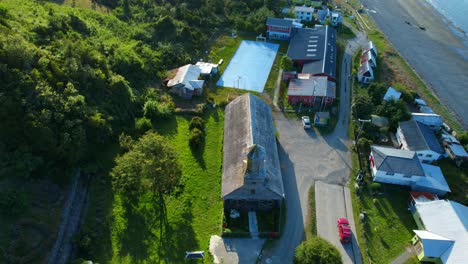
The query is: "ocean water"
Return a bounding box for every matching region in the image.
[426,0,468,36]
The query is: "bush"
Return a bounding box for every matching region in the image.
[370,182,382,192]
[189,128,205,148]
[189,116,205,132]
[294,236,342,264]
[0,190,29,216]
[135,117,152,133]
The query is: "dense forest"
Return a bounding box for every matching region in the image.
[0,0,285,181]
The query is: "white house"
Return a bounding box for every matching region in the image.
[358,61,374,84]
[195,61,218,77]
[409,198,468,264]
[396,120,444,163]
[370,145,450,196]
[360,50,377,68]
[383,86,401,102]
[294,6,314,22]
[362,41,377,57]
[330,12,342,26]
[411,113,443,131]
[166,64,204,99]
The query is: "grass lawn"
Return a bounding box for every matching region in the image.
[83,109,225,263]
[349,148,417,264]
[306,184,317,238]
[264,40,289,99]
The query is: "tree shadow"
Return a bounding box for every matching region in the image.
[153,115,179,137]
[119,199,152,261]
[160,201,199,263]
[190,141,206,170]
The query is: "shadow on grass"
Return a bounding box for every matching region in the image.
[153,115,178,137]
[190,142,206,170]
[161,201,198,263]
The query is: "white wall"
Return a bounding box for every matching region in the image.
[295,10,313,21]
[373,170,414,186]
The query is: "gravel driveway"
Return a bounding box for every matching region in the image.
[260,32,366,264]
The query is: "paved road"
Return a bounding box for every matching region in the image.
[361,0,468,129]
[316,182,360,264]
[260,32,366,263]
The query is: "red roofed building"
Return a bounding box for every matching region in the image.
[287,75,336,108]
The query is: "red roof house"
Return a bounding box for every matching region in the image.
[287,75,336,108]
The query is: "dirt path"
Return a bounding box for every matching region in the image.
[47,171,90,264]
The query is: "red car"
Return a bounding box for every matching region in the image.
[337,218,352,243]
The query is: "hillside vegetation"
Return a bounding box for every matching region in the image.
[0,0,284,262]
[0,0,284,181]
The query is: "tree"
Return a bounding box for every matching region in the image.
[280,55,293,71]
[110,131,181,198]
[294,236,342,264]
[375,100,411,130]
[352,94,373,120]
[367,82,387,105]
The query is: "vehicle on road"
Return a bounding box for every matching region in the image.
[337,218,352,243]
[302,116,311,129]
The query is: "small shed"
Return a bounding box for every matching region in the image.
[383,87,402,102]
[314,111,330,126]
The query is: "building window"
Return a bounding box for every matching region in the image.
[252,182,256,185]
[386,172,395,175]
[250,189,256,194]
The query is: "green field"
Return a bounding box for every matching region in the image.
[83,109,225,263]
[349,152,416,264]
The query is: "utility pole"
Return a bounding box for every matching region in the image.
[355,119,371,171]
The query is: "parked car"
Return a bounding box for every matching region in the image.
[337,218,352,243]
[302,116,311,129]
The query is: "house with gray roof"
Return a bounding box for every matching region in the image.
[294,6,314,22]
[222,94,284,212]
[396,120,444,163]
[409,198,468,264]
[166,64,204,99]
[287,26,337,80]
[370,145,450,196]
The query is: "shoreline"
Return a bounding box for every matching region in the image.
[360,0,468,129]
[424,0,468,44]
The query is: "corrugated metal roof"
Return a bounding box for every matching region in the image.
[167,64,202,90]
[358,61,372,77]
[266,17,293,27]
[414,200,468,263]
[411,113,442,129]
[399,120,443,153]
[371,145,425,176]
[287,76,335,98]
[222,94,284,200]
[418,164,451,193]
[383,87,402,101]
[294,5,314,12]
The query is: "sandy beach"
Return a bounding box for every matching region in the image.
[361,0,468,129]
